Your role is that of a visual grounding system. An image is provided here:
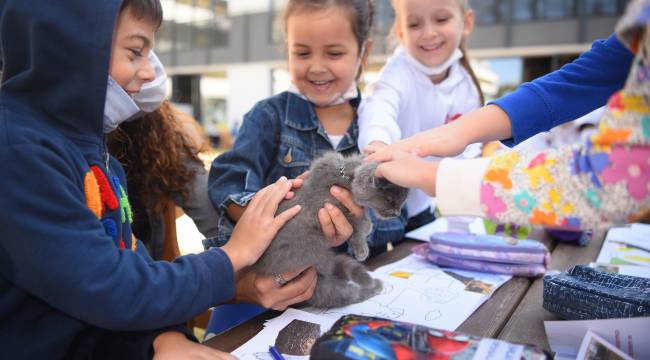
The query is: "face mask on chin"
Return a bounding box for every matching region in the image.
[401,46,463,77]
[102,76,140,134]
[288,42,367,108]
[132,51,167,113]
[103,51,169,133]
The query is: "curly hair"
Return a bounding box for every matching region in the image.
[107,101,205,217]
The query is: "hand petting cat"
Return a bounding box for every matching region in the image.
[233,266,317,310]
[221,177,302,272]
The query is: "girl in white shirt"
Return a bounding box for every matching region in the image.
[359,0,483,230]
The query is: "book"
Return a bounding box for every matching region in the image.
[310,314,551,360]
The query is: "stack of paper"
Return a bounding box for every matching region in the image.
[545,317,650,360]
[591,223,650,279]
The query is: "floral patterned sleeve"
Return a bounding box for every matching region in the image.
[480,20,650,231]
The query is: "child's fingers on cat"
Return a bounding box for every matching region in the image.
[323,203,353,245]
[362,145,378,155]
[365,148,396,162]
[279,265,314,283]
[318,208,337,244]
[295,170,310,181]
[254,177,292,214]
[329,187,364,218]
[272,267,317,309]
[271,204,302,231]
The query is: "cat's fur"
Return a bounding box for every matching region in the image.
[251,152,408,308]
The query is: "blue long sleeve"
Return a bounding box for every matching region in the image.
[493,34,634,146]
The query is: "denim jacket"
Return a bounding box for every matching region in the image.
[206,91,407,256]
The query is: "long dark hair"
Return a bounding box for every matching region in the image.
[107,101,205,216]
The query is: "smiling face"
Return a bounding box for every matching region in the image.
[109,7,157,97]
[286,6,363,107]
[394,0,473,68]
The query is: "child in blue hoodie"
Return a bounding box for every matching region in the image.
[0,1,310,358]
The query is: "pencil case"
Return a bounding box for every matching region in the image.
[310,314,551,360]
[545,228,592,246]
[413,232,550,277]
[543,265,650,320]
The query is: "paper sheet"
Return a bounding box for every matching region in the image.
[232,308,337,360]
[589,262,650,279]
[596,226,650,266]
[576,330,633,360]
[405,216,487,241]
[303,254,510,330]
[544,317,650,360]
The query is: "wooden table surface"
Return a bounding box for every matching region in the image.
[205,229,605,353]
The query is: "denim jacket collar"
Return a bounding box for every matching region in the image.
[283,90,362,131]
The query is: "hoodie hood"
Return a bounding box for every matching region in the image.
[1,0,121,139]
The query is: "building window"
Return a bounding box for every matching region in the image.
[511,0,576,22]
[375,0,396,35]
[536,0,576,20]
[512,0,535,22]
[158,0,231,53]
[585,0,630,16]
[470,0,506,25]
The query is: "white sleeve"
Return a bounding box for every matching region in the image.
[436,157,491,217]
[357,64,406,150]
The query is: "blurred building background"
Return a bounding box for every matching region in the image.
[155,0,630,145]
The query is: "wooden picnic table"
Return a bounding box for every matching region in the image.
[204,229,606,353]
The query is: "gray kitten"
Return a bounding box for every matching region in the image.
[251,152,408,308]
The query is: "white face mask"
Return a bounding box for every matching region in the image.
[288,42,366,108]
[132,51,167,113]
[103,76,140,133]
[401,47,463,77]
[103,51,169,133]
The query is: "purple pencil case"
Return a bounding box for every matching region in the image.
[413,232,551,277]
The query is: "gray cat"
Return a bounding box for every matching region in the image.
[251,152,408,308]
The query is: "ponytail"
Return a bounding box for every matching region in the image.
[459,41,485,106]
[458,41,484,106]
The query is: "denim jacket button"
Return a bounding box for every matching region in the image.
[283,147,293,164]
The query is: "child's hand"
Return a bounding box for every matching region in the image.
[222,177,302,272]
[234,266,317,310]
[319,186,365,247]
[362,140,389,154]
[375,152,439,196]
[153,331,236,360]
[367,126,468,162]
[367,105,513,162]
[285,171,310,200]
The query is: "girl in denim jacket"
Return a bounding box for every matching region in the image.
[208,0,407,260]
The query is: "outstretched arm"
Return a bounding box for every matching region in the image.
[368,34,633,162]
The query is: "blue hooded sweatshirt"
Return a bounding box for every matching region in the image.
[0,1,235,358]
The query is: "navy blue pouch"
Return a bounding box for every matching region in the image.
[543,265,650,320]
[545,229,592,247]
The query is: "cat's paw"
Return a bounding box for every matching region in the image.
[369,279,383,296]
[357,279,383,302]
[353,244,369,261]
